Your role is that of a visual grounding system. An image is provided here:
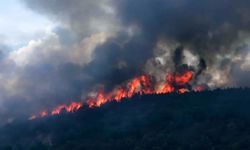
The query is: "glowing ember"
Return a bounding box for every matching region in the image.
[29,70,205,120]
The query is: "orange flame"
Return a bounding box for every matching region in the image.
[51,102,82,115]
[29,71,205,120]
[113,87,127,102]
[175,71,193,85]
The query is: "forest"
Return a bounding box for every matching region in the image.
[1,88,250,150]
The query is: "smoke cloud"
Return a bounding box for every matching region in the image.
[0,0,250,122]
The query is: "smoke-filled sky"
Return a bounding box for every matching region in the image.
[1,0,250,122]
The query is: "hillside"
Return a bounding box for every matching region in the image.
[1,89,250,150]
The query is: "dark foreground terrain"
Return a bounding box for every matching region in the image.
[1,88,250,150]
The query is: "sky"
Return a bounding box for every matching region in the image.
[1,0,250,123]
[0,0,52,49]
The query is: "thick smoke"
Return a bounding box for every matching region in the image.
[0,0,250,122]
[114,0,250,87]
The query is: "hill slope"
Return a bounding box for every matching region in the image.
[1,89,250,150]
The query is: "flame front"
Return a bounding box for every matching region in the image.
[29,70,205,120]
[51,102,82,115]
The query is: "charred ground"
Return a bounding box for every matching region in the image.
[1,88,250,150]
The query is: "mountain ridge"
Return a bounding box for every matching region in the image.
[1,88,250,150]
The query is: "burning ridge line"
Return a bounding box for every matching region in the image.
[29,70,204,120]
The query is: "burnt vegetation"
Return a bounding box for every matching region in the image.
[1,88,250,150]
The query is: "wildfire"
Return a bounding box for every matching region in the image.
[51,102,82,115]
[175,71,193,85]
[29,102,82,120]
[29,70,205,120]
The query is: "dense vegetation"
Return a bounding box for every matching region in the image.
[1,88,250,150]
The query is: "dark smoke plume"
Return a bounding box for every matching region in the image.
[0,0,250,122]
